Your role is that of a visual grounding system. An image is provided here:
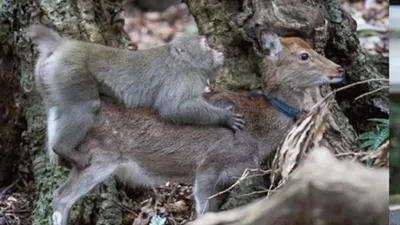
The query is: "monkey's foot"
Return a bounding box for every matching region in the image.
[54,147,92,169]
[72,152,92,170]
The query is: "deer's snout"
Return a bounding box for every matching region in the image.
[326,66,345,84]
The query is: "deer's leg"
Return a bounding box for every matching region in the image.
[193,169,225,217]
[52,163,117,225]
[194,158,259,217]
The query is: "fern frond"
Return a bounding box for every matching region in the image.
[360,139,375,149]
[372,128,389,150]
[368,118,389,125]
[359,117,389,151]
[359,131,377,140]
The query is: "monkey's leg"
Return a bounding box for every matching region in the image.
[50,102,100,169]
[52,163,117,225]
[160,98,245,131]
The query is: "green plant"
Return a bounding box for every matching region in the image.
[359,118,389,151]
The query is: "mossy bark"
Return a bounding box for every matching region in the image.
[0,0,124,224]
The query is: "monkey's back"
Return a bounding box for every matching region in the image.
[50,37,211,115]
[81,41,206,110]
[52,39,162,108]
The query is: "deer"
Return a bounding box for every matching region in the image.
[48,29,345,225]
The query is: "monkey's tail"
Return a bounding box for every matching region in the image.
[26,24,62,54]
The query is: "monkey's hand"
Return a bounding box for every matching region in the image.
[54,147,92,170]
[224,106,245,132]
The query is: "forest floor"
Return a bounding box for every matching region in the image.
[0,0,388,225]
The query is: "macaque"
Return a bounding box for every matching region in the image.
[26,24,244,168]
[49,28,345,225]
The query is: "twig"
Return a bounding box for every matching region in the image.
[167,185,178,204]
[334,152,367,157]
[207,169,250,200]
[201,169,252,215]
[111,199,135,214]
[231,170,270,180]
[357,24,387,32]
[206,168,268,200]
[236,189,271,198]
[168,216,178,225]
[354,86,388,101]
[266,181,283,198]
[4,210,30,214]
[310,78,388,112]
[0,178,20,197]
[360,140,390,162]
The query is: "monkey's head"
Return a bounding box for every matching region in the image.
[169,35,224,72]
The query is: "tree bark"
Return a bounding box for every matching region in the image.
[0,0,125,224]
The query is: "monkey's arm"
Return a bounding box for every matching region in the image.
[159,98,245,131]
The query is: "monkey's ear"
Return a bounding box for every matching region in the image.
[257,29,282,59]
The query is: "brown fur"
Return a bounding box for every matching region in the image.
[50,33,344,225]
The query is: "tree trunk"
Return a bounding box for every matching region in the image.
[0,0,125,224]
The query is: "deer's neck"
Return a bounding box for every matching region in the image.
[253,86,308,161]
[265,86,306,113]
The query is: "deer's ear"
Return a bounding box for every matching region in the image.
[258,29,282,59]
[244,22,282,59]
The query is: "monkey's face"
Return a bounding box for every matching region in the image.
[199,37,224,69]
[170,35,224,71]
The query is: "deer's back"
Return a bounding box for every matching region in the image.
[78,94,259,184]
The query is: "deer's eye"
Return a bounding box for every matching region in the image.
[300,52,309,61]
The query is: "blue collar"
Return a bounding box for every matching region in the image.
[249,90,300,121]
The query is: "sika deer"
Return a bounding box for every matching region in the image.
[49,30,344,225]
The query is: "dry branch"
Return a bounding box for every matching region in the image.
[190,147,388,225]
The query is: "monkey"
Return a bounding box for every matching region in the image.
[49,30,346,225]
[26,24,245,168]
